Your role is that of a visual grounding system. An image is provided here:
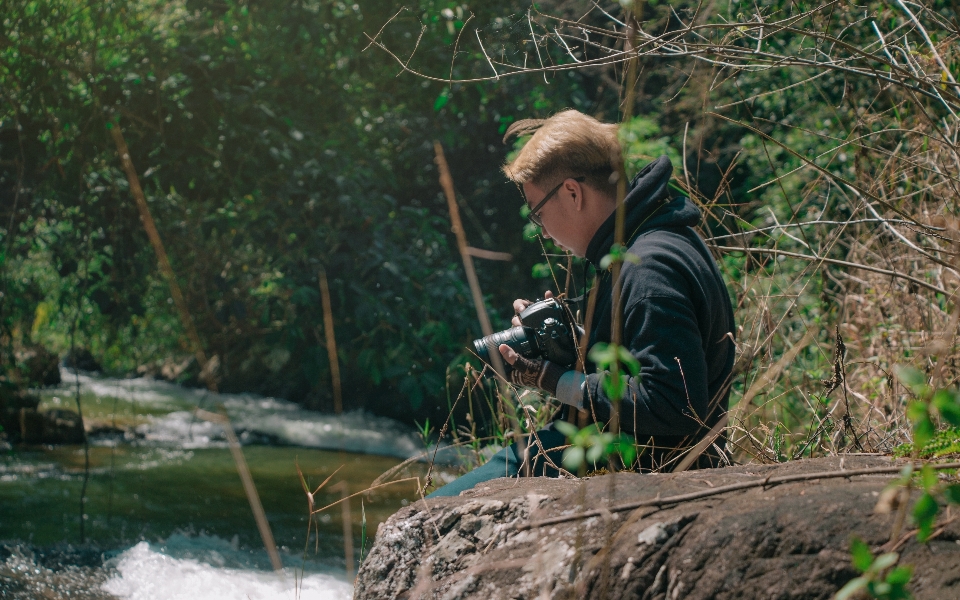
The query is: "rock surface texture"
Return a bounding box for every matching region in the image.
[354,456,960,600]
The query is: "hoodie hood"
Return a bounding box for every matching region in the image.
[585,155,701,266]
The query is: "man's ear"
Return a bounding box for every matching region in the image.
[569,179,584,211]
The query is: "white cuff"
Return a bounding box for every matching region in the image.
[556,371,586,409]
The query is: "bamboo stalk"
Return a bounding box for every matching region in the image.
[434,142,529,475]
[196,408,284,573]
[318,268,344,414]
[109,123,211,382]
[605,10,641,443]
[112,120,282,575]
[433,141,501,373]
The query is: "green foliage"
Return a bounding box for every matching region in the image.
[554,420,637,473]
[892,427,960,459]
[835,538,911,600]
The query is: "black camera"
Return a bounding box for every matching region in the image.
[473,298,583,370]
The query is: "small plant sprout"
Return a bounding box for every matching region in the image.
[835,538,912,600]
[892,366,960,541]
[554,421,637,475]
[414,418,434,450]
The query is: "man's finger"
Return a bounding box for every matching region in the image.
[498,344,519,365]
[511,315,522,327]
[544,290,554,299]
[513,298,532,315]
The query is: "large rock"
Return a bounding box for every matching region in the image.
[355,456,960,600]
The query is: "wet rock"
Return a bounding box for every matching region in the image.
[64,348,102,373]
[355,456,960,600]
[0,544,116,600]
[0,387,41,411]
[0,406,85,445]
[15,345,62,387]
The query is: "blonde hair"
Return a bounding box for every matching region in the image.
[502,110,620,198]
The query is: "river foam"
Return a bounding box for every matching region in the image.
[102,538,353,600]
[56,369,422,459]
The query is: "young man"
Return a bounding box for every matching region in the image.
[429,110,735,497]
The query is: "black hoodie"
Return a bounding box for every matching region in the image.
[578,156,735,469]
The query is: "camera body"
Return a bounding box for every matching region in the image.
[472,298,583,370]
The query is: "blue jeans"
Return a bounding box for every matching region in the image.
[427,428,567,498]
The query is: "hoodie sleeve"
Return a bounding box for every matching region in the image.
[580,293,709,437]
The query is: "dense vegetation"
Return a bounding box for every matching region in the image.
[3,0,960,463]
[0,0,605,422]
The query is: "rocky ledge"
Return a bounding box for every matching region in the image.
[355,456,960,600]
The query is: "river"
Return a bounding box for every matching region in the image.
[1,370,460,599]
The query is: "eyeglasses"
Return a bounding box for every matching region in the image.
[526,176,586,228]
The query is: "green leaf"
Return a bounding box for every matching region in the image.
[611,436,637,466]
[850,538,873,572]
[944,484,960,504]
[906,400,929,424]
[933,389,960,426]
[433,89,450,111]
[920,464,938,491]
[588,343,617,365]
[835,577,867,600]
[912,492,939,541]
[886,565,913,586]
[562,446,585,470]
[617,346,641,377]
[554,420,578,438]
[871,552,899,571]
[601,373,627,402]
[895,365,926,393]
[871,581,892,595]
[586,442,604,464]
[914,417,935,449]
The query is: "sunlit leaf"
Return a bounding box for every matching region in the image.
[850,538,873,573]
[562,446,585,470]
[912,492,939,541]
[553,420,577,438]
[920,464,938,491]
[886,565,912,586]
[834,577,867,600]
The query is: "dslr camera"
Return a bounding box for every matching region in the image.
[473,298,583,370]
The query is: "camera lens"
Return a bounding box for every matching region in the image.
[473,326,535,361]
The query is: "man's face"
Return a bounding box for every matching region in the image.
[523,179,585,257]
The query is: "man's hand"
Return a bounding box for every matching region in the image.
[499,342,564,395]
[511,290,554,326]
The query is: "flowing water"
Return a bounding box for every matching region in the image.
[1,370,460,599]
